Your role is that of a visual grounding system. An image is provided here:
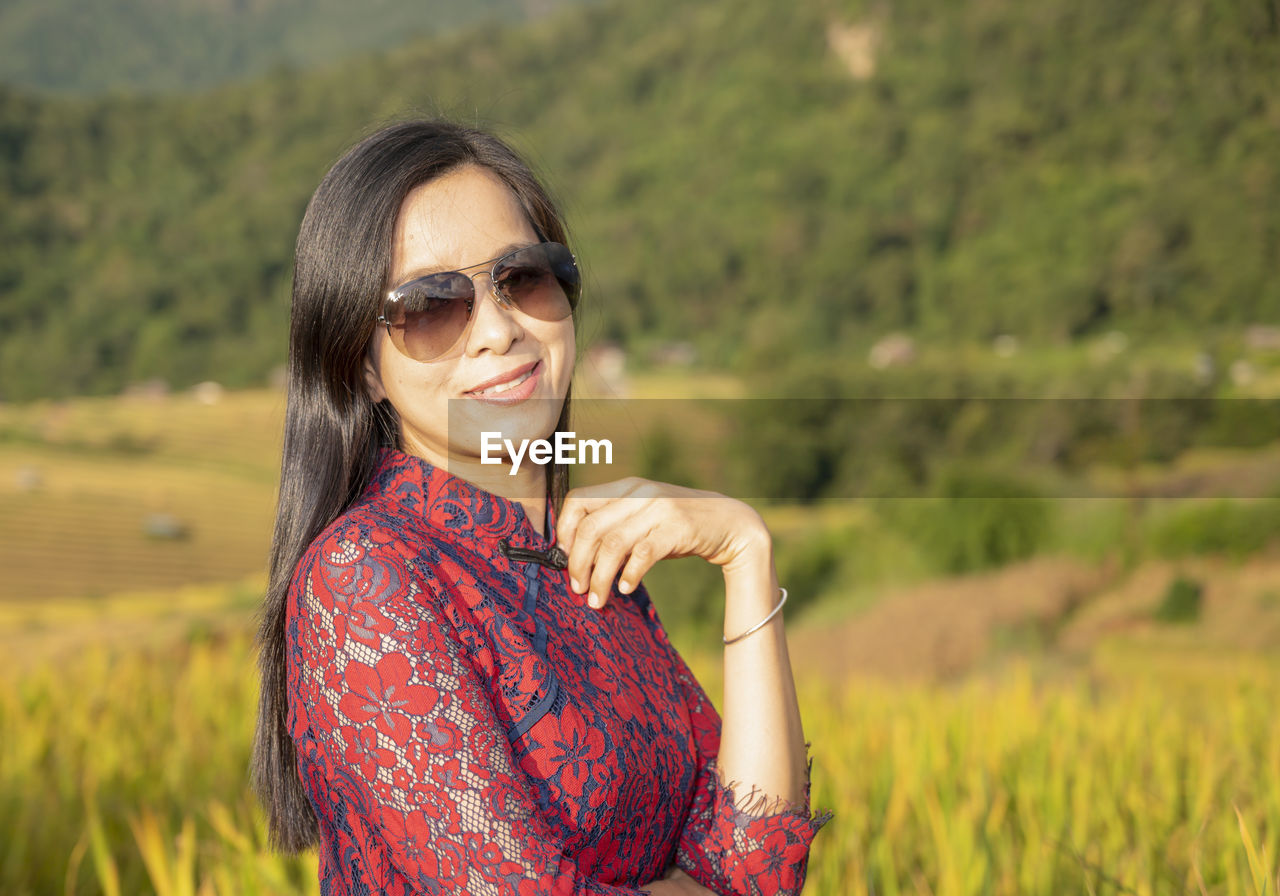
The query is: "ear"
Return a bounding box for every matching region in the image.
[362,350,388,403]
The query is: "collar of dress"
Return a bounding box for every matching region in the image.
[362,447,558,552]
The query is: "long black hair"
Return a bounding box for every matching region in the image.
[253,119,577,851]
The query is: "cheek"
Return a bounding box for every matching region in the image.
[375,344,453,409]
[549,320,576,387]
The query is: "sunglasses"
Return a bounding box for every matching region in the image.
[378,241,579,362]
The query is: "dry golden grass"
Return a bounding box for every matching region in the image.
[789,555,1110,682]
[789,551,1280,684]
[4,587,1277,895]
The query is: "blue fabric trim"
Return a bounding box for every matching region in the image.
[507,562,558,742]
[522,564,540,618]
[508,675,560,741]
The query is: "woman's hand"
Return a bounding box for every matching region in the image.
[640,865,718,894]
[555,477,770,609]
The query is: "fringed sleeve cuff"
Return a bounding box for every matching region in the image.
[675,745,833,896]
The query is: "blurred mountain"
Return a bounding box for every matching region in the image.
[0,0,1277,400]
[0,0,594,94]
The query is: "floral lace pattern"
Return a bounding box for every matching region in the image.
[286,449,830,895]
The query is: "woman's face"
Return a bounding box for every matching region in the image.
[363,164,576,474]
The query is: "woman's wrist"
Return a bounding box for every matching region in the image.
[716,504,773,580]
[720,528,781,641]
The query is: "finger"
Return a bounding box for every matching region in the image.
[555,479,642,553]
[586,532,628,609]
[562,496,641,595]
[572,522,641,606]
[555,492,611,557]
[616,530,669,595]
[571,509,655,608]
[587,524,658,609]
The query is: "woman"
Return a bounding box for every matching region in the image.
[253,119,830,895]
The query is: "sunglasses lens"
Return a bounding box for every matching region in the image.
[384,271,474,361]
[492,242,578,321]
[381,243,579,361]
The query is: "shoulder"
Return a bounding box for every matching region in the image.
[290,500,449,615]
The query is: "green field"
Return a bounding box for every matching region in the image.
[0,390,283,601]
[3,386,1280,894]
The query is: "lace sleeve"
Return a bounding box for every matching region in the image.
[287,518,652,895]
[654,608,833,896]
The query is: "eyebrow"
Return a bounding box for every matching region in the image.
[389,241,535,289]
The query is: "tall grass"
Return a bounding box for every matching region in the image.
[802,649,1280,895]
[3,604,1277,895]
[2,628,317,895]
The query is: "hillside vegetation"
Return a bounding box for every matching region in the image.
[1,0,1277,400]
[0,0,594,93]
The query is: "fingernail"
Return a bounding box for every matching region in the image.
[589,591,601,608]
[618,580,632,594]
[570,577,583,594]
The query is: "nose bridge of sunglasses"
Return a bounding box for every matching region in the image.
[471,271,513,309]
[460,270,519,318]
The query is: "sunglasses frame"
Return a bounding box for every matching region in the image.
[377,240,579,362]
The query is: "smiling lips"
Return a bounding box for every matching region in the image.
[466,360,541,402]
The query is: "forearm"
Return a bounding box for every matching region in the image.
[716,526,808,810]
[641,866,718,894]
[555,478,806,802]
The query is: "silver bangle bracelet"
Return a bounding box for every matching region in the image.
[722,587,788,645]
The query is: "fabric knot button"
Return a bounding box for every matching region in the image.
[498,538,569,569]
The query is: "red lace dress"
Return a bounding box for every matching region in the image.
[285,448,830,895]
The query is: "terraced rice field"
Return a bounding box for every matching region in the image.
[4,386,1278,894]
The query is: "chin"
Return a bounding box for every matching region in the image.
[449,398,563,456]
